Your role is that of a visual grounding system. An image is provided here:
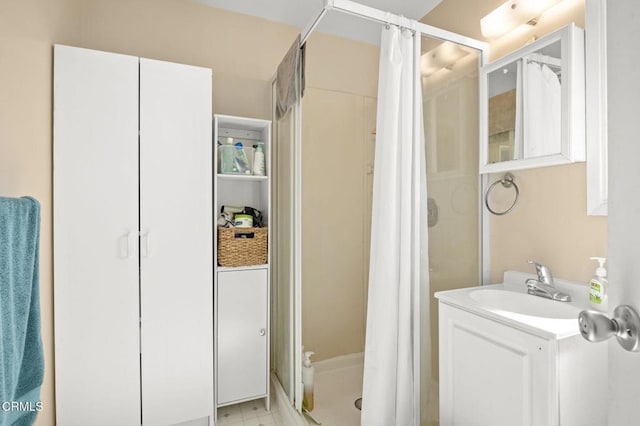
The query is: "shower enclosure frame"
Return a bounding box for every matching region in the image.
[274,0,490,421]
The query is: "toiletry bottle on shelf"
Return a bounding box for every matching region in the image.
[253,143,265,176]
[234,142,251,174]
[219,138,235,174]
[589,257,608,311]
[302,351,315,411]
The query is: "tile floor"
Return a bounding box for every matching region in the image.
[217,399,287,426]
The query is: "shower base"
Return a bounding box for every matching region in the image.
[303,352,363,426]
[275,352,439,425]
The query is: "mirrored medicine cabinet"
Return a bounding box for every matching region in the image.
[479,23,585,174]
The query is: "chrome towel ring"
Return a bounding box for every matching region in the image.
[485,172,519,216]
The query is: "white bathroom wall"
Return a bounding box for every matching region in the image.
[484,0,608,285]
[0,2,82,424]
[424,0,608,286]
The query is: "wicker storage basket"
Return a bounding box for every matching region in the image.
[218,226,268,267]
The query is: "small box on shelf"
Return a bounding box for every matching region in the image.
[218,144,255,175]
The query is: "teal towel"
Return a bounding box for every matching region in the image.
[0,197,43,426]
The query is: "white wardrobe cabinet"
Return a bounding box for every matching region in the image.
[54,45,213,426]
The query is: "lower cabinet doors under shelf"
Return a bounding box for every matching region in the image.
[217,269,268,405]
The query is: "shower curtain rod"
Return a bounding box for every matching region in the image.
[526,52,562,68]
[300,0,488,55]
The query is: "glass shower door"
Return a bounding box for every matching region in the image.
[272,99,294,401]
[271,72,303,412]
[420,34,482,425]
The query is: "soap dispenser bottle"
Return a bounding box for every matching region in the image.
[253,143,266,176]
[589,257,608,311]
[302,351,315,411]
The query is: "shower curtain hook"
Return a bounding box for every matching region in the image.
[384,11,393,30]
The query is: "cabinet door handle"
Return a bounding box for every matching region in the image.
[140,230,151,258]
[120,230,132,259]
[259,328,266,336]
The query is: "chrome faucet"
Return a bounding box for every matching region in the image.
[526,260,572,302]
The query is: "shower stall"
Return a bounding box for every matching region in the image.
[271,1,488,424]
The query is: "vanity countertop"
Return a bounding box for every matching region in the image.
[435,271,590,340]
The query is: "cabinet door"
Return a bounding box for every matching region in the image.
[218,269,269,405]
[439,303,554,426]
[53,45,141,425]
[139,59,213,425]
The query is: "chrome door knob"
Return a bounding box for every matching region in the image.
[578,310,618,342]
[579,305,640,352]
[259,328,266,336]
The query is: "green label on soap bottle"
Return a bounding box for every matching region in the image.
[590,280,603,304]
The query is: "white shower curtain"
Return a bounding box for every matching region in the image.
[361,24,428,426]
[522,60,561,158]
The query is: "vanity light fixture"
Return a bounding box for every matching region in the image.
[480,0,563,40]
[421,41,470,76]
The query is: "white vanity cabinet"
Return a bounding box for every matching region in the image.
[439,304,554,426]
[213,115,272,412]
[54,45,213,426]
[437,281,608,426]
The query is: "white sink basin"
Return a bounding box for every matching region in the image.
[435,272,589,339]
[469,288,581,319]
